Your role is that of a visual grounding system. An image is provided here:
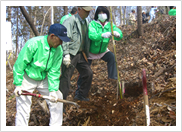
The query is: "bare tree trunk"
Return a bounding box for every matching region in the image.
[123,6,126,25]
[137,6,143,36]
[165,6,169,14]
[7,6,12,61]
[7,6,11,22]
[19,6,39,36]
[28,7,34,38]
[48,6,52,28]
[15,8,19,59]
[40,7,52,35]
[112,7,116,25]
[64,6,68,15]
[120,6,123,25]
[34,7,37,29]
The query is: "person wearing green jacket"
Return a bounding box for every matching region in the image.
[60,7,77,24]
[75,6,123,97]
[168,6,176,16]
[13,23,70,126]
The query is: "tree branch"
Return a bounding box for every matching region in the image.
[40,7,52,35]
[19,6,39,36]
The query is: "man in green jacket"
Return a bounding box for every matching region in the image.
[13,23,70,126]
[60,7,77,24]
[59,6,94,102]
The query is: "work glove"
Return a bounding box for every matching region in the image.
[113,31,120,38]
[14,86,22,97]
[101,32,112,38]
[63,54,71,68]
[49,91,58,103]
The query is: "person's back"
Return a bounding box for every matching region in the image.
[60,13,72,24]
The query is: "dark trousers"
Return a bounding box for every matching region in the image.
[59,52,93,100]
[76,51,117,96]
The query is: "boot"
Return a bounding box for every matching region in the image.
[74,94,89,101]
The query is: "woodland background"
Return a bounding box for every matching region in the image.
[6,6,172,58]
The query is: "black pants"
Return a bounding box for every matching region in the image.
[76,51,117,96]
[59,52,93,100]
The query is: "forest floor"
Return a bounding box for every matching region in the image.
[6,14,177,127]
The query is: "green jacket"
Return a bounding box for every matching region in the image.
[13,35,63,92]
[89,20,123,54]
[60,13,72,24]
[168,9,176,16]
[62,13,90,57]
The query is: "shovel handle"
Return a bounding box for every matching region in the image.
[21,90,79,108]
[142,69,148,95]
[142,69,150,126]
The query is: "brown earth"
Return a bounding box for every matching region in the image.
[6,14,176,126]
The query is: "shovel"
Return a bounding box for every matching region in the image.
[21,90,80,108]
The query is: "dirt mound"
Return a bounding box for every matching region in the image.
[6,14,176,126]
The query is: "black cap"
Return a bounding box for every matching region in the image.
[49,23,70,42]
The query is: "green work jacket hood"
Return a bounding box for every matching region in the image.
[60,13,72,24]
[13,35,63,92]
[62,13,91,57]
[89,20,123,54]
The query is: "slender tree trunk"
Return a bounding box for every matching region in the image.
[15,8,19,59]
[123,6,126,25]
[112,7,116,25]
[34,7,37,29]
[137,6,143,36]
[40,6,52,35]
[7,6,12,60]
[120,6,123,25]
[28,7,34,38]
[64,6,68,15]
[165,6,169,14]
[48,6,52,28]
[19,6,39,36]
[7,6,11,22]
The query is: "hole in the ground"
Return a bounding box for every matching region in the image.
[124,82,143,98]
[124,81,151,98]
